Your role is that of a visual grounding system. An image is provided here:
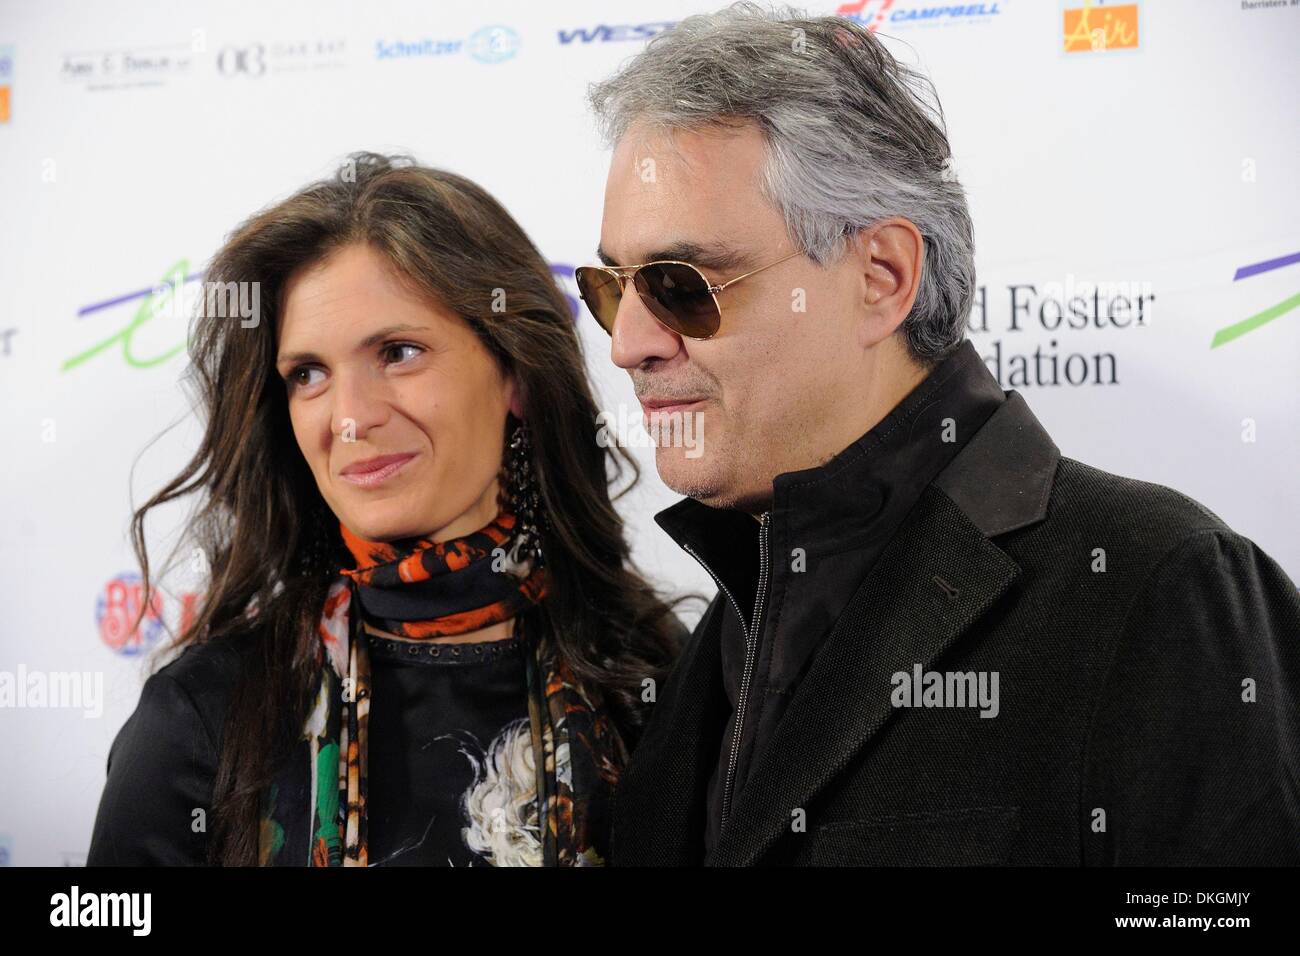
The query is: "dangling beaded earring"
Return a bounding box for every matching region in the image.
[500,415,545,567]
[300,496,341,578]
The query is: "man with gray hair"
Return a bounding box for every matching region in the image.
[576,2,1300,865]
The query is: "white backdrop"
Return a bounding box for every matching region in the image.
[0,0,1296,865]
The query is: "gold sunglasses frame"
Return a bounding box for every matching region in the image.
[575,249,802,340]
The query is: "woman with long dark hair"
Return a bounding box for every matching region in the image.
[86,152,689,866]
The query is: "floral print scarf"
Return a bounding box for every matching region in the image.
[257,510,627,866]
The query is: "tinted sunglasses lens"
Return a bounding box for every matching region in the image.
[574,267,621,334]
[636,263,720,338]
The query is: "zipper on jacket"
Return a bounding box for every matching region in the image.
[681,511,771,836]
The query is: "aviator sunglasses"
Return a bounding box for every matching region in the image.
[574,250,801,340]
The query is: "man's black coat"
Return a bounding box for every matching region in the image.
[611,386,1300,865]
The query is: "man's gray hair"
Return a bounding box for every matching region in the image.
[587,1,973,364]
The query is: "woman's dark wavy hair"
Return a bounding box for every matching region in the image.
[129,151,695,865]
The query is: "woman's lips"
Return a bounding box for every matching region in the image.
[339,453,416,488]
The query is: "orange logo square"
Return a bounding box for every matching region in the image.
[1064,2,1139,53]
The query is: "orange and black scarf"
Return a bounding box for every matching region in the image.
[256,510,627,866]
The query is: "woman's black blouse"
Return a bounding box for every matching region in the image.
[366,629,529,866]
[86,626,533,866]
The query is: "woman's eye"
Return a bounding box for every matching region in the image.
[286,366,324,390]
[284,344,421,392]
[382,342,424,365]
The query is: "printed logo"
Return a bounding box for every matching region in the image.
[64,261,199,373]
[96,572,167,655]
[0,45,13,123]
[1212,251,1300,348]
[466,25,520,63]
[1063,0,1139,53]
[376,25,519,63]
[216,38,346,77]
[556,22,678,45]
[61,42,196,91]
[835,0,1003,31]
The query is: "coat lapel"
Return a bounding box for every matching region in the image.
[705,486,1022,866]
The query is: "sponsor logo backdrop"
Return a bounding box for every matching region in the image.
[0,0,1295,863]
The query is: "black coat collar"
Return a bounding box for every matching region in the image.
[651,340,1010,611]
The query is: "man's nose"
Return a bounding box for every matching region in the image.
[331,368,390,442]
[610,281,683,370]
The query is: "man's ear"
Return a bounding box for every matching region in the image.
[855,218,924,350]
